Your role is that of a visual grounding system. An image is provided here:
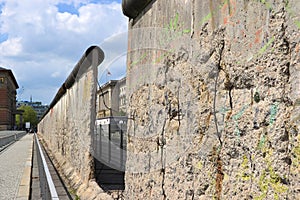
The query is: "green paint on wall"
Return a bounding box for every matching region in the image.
[269,103,278,125]
[296,21,300,29]
[258,36,275,55]
[259,134,266,149]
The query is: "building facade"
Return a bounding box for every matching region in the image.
[17,100,49,121]
[118,77,127,114]
[0,67,19,130]
[97,80,118,118]
[96,77,126,119]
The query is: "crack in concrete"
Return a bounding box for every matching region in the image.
[191,0,195,38]
[212,34,225,199]
[215,155,224,200]
[159,92,169,200]
[213,38,225,146]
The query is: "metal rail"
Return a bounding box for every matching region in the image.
[34,133,59,200]
[0,131,27,150]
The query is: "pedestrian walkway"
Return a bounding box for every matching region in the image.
[0,134,33,200]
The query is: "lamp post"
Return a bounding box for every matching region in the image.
[119,120,124,170]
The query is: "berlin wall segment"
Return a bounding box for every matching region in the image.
[35,0,300,199]
[38,47,114,199]
[124,0,299,199]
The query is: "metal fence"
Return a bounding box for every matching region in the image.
[93,117,127,190]
[94,116,127,171]
[34,133,59,200]
[0,131,27,150]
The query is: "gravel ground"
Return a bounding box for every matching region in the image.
[0,134,32,200]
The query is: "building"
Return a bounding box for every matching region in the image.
[97,80,118,118]
[96,77,127,119]
[0,67,19,130]
[17,100,49,121]
[118,77,127,114]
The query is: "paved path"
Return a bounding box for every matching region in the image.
[0,134,33,200]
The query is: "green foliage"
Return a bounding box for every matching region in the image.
[69,188,80,200]
[16,105,38,127]
[118,110,127,116]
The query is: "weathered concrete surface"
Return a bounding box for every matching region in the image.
[125,0,300,199]
[38,49,113,199]
[38,72,94,198]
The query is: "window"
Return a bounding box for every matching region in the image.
[0,77,5,88]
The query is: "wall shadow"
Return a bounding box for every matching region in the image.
[94,158,125,191]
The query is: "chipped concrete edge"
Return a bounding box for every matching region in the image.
[16,134,33,200]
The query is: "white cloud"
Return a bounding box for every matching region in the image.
[0,37,22,56]
[0,0,127,104]
[51,71,61,78]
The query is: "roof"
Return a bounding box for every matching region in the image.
[0,67,19,89]
[98,80,118,91]
[119,76,126,83]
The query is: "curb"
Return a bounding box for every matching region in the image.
[16,134,33,200]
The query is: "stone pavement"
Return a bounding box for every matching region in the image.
[0,134,33,200]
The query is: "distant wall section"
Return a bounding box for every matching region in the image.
[38,47,112,199]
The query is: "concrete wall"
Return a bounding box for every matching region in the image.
[124,0,299,199]
[38,47,113,199]
[38,68,95,183]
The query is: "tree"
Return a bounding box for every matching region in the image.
[16,105,38,128]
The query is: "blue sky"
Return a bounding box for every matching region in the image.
[57,3,80,15]
[0,0,127,105]
[0,33,8,42]
[57,0,122,15]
